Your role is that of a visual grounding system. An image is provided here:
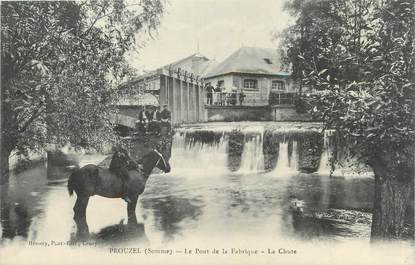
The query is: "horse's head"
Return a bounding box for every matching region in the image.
[141,149,170,175]
[153,149,171,173]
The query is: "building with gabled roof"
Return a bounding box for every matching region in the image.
[204,47,288,78]
[203,46,295,106]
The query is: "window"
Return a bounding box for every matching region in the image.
[272,80,285,91]
[244,79,258,89]
[217,80,224,87]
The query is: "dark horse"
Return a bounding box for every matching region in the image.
[67,149,170,238]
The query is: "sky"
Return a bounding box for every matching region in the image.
[128,0,293,72]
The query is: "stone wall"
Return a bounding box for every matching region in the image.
[271,106,312,121]
[206,105,272,122]
[206,105,311,122]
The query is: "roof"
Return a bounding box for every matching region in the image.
[199,59,219,76]
[161,53,209,70]
[203,47,290,78]
[159,52,213,76]
[120,53,212,88]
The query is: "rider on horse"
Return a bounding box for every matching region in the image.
[109,147,139,203]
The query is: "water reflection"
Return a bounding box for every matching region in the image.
[1,162,47,239]
[282,174,374,240]
[142,195,204,241]
[1,191,31,239]
[92,222,148,245]
[1,151,378,246]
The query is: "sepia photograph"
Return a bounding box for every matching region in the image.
[0,0,414,264]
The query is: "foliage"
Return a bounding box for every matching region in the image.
[279,0,414,178]
[1,1,164,157]
[293,96,308,113]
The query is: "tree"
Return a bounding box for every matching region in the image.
[1,1,164,183]
[279,0,414,241]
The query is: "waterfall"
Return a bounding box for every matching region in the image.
[290,141,299,173]
[318,130,335,175]
[169,130,228,176]
[271,140,299,177]
[238,134,265,172]
[272,142,289,176]
[273,142,290,175]
[168,125,373,178]
[169,131,188,169]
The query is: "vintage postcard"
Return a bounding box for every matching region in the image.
[1,0,414,264]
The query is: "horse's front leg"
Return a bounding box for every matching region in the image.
[127,195,139,226]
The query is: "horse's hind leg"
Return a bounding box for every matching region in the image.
[127,195,139,226]
[73,195,90,239]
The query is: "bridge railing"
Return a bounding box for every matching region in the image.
[268,91,298,106]
[208,91,269,106]
[207,91,299,106]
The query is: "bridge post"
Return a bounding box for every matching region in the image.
[164,74,169,106]
[194,83,199,122]
[199,82,206,122]
[159,75,166,106]
[180,79,184,123]
[168,76,174,122]
[183,81,190,123]
[188,82,192,122]
[192,81,195,122]
[174,76,181,124]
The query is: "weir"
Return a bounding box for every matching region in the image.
[169,123,374,177]
[273,141,290,175]
[291,141,299,172]
[318,129,335,175]
[272,141,299,176]
[170,129,229,174]
[238,130,264,172]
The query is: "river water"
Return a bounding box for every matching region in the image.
[1,123,413,265]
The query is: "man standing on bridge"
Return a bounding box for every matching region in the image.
[148,105,161,135]
[136,106,148,134]
[160,104,171,135]
[206,83,213,105]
